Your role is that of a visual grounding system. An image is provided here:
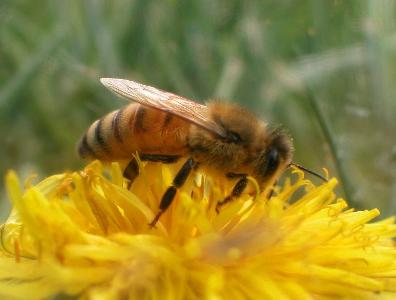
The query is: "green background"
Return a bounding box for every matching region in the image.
[1,0,395,219]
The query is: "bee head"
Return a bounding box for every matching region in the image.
[257,129,294,182]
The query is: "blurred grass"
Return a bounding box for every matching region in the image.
[1,0,395,219]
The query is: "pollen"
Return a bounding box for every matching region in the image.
[0,161,396,299]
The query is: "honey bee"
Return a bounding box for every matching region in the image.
[78,78,326,227]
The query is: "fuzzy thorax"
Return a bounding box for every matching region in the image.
[188,102,293,185]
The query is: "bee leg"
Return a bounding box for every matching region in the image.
[123,154,181,188]
[267,180,278,200]
[140,154,180,164]
[123,158,139,188]
[149,157,196,228]
[216,176,248,213]
[226,172,247,179]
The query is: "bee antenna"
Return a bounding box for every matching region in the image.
[289,163,328,182]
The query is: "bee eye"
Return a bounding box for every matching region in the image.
[226,131,242,143]
[263,148,279,177]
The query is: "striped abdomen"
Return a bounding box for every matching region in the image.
[78,103,190,160]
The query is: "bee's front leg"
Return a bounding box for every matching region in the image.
[216,175,248,213]
[149,157,196,228]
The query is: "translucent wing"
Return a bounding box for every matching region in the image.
[100,78,227,138]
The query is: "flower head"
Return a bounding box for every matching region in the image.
[1,160,396,299]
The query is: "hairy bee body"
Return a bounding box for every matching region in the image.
[78,103,190,160]
[79,100,293,185]
[78,78,297,226]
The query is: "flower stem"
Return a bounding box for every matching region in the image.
[304,89,358,209]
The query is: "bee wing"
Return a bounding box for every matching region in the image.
[100,78,227,138]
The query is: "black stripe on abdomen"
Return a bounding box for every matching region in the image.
[78,133,96,158]
[111,108,124,143]
[134,105,147,132]
[94,118,111,154]
[163,113,173,127]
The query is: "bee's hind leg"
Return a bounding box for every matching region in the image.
[149,157,196,228]
[123,158,139,188]
[123,154,181,188]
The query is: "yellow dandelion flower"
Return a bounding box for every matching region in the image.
[1,161,396,300]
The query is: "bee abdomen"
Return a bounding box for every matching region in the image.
[78,110,123,160]
[94,118,111,154]
[78,103,190,161]
[111,106,124,143]
[78,133,96,158]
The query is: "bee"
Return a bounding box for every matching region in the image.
[78,78,326,227]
